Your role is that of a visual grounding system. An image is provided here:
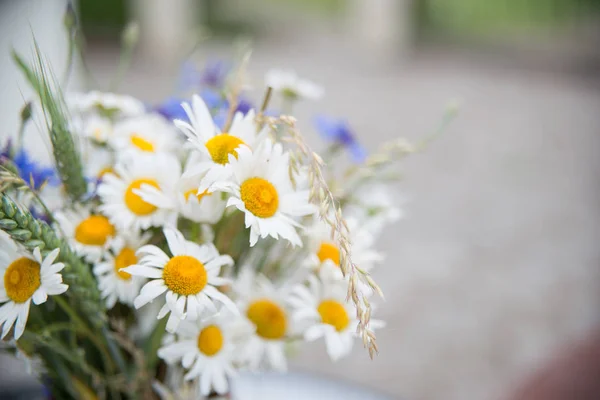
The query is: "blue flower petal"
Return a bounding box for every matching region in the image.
[314,115,367,163]
[348,142,367,163]
[236,97,253,115]
[200,60,231,88]
[213,108,229,131]
[10,149,59,189]
[201,89,225,110]
[155,97,189,121]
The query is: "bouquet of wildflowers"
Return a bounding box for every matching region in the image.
[0,12,452,400]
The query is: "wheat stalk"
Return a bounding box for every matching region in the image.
[13,46,87,201]
[0,193,106,327]
[259,114,382,358]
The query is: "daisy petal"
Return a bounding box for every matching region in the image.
[14,300,31,340]
[122,265,163,278]
[32,289,48,305]
[203,286,238,314]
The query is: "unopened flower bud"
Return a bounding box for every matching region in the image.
[63,3,77,34]
[20,102,33,123]
[122,21,140,49]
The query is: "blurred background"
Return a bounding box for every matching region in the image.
[1,0,600,399]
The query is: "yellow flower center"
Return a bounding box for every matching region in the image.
[4,257,41,303]
[93,128,105,141]
[205,134,245,165]
[162,255,207,296]
[317,242,340,266]
[74,215,116,246]
[318,300,350,332]
[114,247,136,280]
[125,179,160,216]
[246,299,287,340]
[240,177,279,218]
[184,188,211,203]
[130,134,155,152]
[97,166,116,180]
[197,325,224,356]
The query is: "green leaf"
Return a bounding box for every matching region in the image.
[142,317,168,373]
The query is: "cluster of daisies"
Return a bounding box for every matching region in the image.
[1,66,399,397]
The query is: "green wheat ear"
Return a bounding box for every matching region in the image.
[0,194,106,327]
[12,42,87,202]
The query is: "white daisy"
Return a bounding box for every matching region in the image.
[212,140,315,247]
[234,269,293,371]
[265,69,324,100]
[54,206,116,263]
[80,143,116,183]
[157,309,251,395]
[93,231,151,308]
[343,184,402,237]
[122,228,237,333]
[305,216,384,284]
[77,114,114,144]
[111,114,181,157]
[0,243,68,340]
[176,154,228,224]
[289,271,384,361]
[67,91,146,118]
[98,153,180,231]
[131,297,166,341]
[174,95,267,193]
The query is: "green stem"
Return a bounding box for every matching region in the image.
[281,95,296,115]
[102,326,128,377]
[74,32,98,88]
[16,121,26,152]
[54,296,116,376]
[413,103,458,152]
[321,143,343,166]
[61,32,75,87]
[29,184,58,225]
[191,222,200,242]
[110,42,135,92]
[38,346,81,399]
[40,322,74,335]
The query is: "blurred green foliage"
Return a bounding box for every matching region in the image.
[424,0,600,37]
[79,0,127,39]
[265,0,345,14]
[78,0,346,40]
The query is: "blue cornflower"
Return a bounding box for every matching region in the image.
[177,61,202,91]
[211,96,254,130]
[201,88,225,110]
[154,89,228,122]
[314,115,366,163]
[236,97,253,115]
[11,149,59,190]
[154,96,190,121]
[30,206,50,223]
[178,60,231,91]
[0,139,15,160]
[213,108,228,131]
[200,60,231,88]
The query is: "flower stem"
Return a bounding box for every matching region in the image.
[54,296,117,377]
